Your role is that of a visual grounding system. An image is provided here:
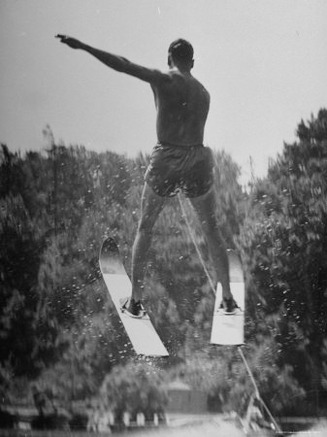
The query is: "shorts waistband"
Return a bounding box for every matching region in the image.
[157,141,204,148]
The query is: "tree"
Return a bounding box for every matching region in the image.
[0,194,65,382]
[99,362,168,422]
[239,109,327,407]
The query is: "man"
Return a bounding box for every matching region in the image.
[56,35,238,317]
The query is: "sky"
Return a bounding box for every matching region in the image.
[0,0,326,184]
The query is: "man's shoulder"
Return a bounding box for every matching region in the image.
[148,69,173,86]
[193,76,209,92]
[189,76,210,99]
[152,70,210,98]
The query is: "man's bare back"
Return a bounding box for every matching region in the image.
[152,70,210,147]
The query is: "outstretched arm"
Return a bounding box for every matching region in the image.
[56,35,166,84]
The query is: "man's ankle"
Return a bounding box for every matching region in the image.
[121,296,146,318]
[222,294,233,301]
[130,296,142,304]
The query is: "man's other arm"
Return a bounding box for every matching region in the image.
[56,35,167,84]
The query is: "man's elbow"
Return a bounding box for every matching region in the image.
[116,57,132,73]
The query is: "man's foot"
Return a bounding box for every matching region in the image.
[120,297,147,319]
[219,297,239,315]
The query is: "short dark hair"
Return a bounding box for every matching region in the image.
[168,39,194,63]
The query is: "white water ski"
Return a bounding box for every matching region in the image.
[99,238,169,357]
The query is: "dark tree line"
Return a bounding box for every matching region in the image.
[1,110,326,420]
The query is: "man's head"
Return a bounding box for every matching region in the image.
[168,39,194,70]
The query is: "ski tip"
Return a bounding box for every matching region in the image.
[100,237,118,255]
[102,236,117,248]
[99,237,124,274]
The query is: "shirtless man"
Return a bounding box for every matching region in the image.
[56,35,238,316]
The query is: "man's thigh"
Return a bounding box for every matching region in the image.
[139,182,166,228]
[187,186,217,227]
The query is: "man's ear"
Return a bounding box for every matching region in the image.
[168,54,172,67]
[191,59,194,69]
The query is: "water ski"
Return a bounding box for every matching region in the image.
[210,250,245,345]
[99,237,169,357]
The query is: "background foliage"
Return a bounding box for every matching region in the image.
[1,110,327,421]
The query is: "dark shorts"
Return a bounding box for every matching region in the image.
[145,142,215,198]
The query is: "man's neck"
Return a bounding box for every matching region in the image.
[170,65,192,76]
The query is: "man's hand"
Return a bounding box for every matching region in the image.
[55,34,83,50]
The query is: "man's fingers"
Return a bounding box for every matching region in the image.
[55,34,67,41]
[55,34,81,49]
